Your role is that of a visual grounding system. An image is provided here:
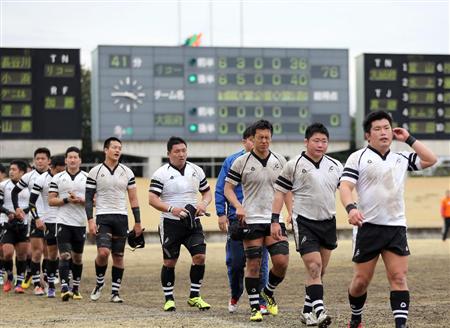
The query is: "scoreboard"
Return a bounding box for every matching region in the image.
[91,46,350,141]
[357,54,450,139]
[0,48,81,139]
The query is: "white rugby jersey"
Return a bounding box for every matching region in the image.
[32,172,58,224]
[15,169,46,213]
[340,145,422,227]
[49,170,87,227]
[226,150,286,224]
[275,152,343,221]
[0,179,30,224]
[149,162,210,221]
[86,163,136,216]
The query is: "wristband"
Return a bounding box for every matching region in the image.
[63,198,69,204]
[345,203,357,214]
[405,135,417,147]
[271,213,280,223]
[168,206,174,213]
[132,207,141,223]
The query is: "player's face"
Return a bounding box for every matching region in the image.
[305,132,328,159]
[105,141,122,162]
[51,165,65,176]
[65,152,81,170]
[34,153,50,172]
[366,118,393,149]
[9,164,24,181]
[168,143,187,168]
[253,129,271,153]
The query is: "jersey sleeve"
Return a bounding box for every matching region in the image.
[86,167,98,191]
[401,151,422,171]
[225,156,244,186]
[340,152,359,185]
[31,174,44,196]
[125,166,136,190]
[149,168,164,197]
[197,167,210,193]
[16,172,31,191]
[49,175,59,194]
[274,160,295,193]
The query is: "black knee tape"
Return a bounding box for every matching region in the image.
[245,246,263,259]
[111,237,126,255]
[189,243,206,256]
[268,241,289,256]
[58,243,72,255]
[96,233,112,249]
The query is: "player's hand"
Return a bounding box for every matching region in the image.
[173,207,187,218]
[196,202,207,216]
[392,127,409,142]
[285,214,292,228]
[271,222,282,240]
[218,215,228,232]
[133,223,142,236]
[35,218,45,230]
[236,205,246,223]
[15,208,25,220]
[348,209,364,227]
[88,219,96,236]
[7,212,15,221]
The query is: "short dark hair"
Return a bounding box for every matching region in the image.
[34,147,51,159]
[0,163,6,174]
[10,160,27,173]
[51,156,65,167]
[242,125,253,140]
[251,120,273,136]
[363,110,393,133]
[167,136,187,152]
[305,123,329,140]
[65,146,81,157]
[104,137,122,149]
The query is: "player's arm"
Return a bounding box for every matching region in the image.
[197,188,212,216]
[29,190,44,230]
[392,127,437,169]
[339,180,363,226]
[0,188,14,220]
[224,181,245,221]
[127,186,142,236]
[215,161,229,232]
[148,191,186,218]
[284,191,293,226]
[11,180,27,219]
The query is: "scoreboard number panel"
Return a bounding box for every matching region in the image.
[359,53,450,139]
[0,48,81,139]
[93,46,350,141]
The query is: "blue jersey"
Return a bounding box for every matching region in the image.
[215,149,245,220]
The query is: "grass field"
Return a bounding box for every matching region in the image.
[131,177,449,231]
[1,239,449,327]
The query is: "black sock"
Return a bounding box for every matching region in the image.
[391,290,409,328]
[263,270,284,298]
[245,277,260,311]
[4,259,13,281]
[303,285,313,313]
[307,284,325,317]
[161,266,175,301]
[31,261,41,287]
[16,260,26,285]
[71,263,83,292]
[349,291,367,323]
[59,259,71,291]
[25,257,32,279]
[42,258,49,282]
[189,264,205,298]
[111,266,124,295]
[47,259,58,289]
[95,261,107,287]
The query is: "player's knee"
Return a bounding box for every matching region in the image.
[267,241,289,256]
[388,271,408,288]
[60,251,71,261]
[192,253,205,265]
[97,247,111,259]
[352,274,370,293]
[307,261,322,279]
[72,253,83,264]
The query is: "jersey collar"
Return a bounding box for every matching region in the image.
[169,162,187,175]
[66,169,82,181]
[367,145,390,160]
[102,162,119,175]
[302,151,323,169]
[250,150,271,167]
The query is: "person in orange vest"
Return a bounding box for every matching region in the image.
[441,190,450,241]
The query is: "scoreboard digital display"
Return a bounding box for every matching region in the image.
[0,48,81,139]
[92,46,350,141]
[358,54,450,139]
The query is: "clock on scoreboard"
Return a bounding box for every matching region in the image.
[357,53,450,139]
[91,46,350,141]
[0,48,81,139]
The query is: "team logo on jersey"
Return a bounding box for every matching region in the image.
[302,169,307,173]
[367,160,372,164]
[396,158,401,164]
[101,174,105,177]
[192,172,197,177]
[329,166,334,172]
[274,164,280,169]
[170,176,174,180]
[251,167,255,171]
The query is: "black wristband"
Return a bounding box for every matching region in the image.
[345,203,357,214]
[63,198,69,204]
[405,135,417,147]
[271,213,280,223]
[132,207,141,223]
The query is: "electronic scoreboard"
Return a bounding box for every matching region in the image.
[357,53,450,139]
[0,48,81,139]
[91,46,350,141]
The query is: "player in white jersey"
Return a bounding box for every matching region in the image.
[0,160,30,293]
[29,156,66,298]
[86,137,142,303]
[0,163,7,286]
[12,147,51,291]
[49,147,88,302]
[340,111,437,328]
[224,120,290,322]
[272,123,342,327]
[149,136,212,312]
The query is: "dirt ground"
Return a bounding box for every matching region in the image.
[1,239,449,327]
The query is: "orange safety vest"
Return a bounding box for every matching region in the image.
[441,197,450,218]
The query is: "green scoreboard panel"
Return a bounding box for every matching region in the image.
[92,46,350,141]
[0,48,81,139]
[358,54,450,139]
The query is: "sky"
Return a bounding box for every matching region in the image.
[0,0,449,114]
